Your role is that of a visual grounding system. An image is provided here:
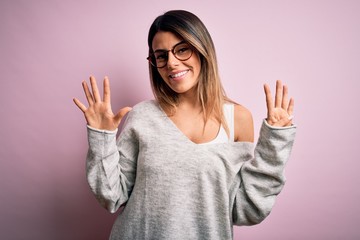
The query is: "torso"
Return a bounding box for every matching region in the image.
[112,100,255,240]
[169,112,221,144]
[166,102,253,144]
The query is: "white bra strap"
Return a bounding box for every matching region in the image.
[223,104,235,142]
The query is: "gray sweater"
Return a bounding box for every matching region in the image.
[86,100,296,240]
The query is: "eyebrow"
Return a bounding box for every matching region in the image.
[153,41,187,53]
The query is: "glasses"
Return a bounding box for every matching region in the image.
[147,41,193,68]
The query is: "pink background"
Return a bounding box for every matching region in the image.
[1,0,359,239]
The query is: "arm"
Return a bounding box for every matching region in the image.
[233,121,296,225]
[233,80,296,225]
[73,76,134,213]
[86,113,138,213]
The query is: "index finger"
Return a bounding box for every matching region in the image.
[264,83,274,113]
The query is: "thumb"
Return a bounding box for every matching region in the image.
[114,107,132,124]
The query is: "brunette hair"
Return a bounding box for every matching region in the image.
[147,10,230,133]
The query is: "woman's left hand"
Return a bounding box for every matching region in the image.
[264,80,294,127]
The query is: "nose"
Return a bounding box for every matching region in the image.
[167,51,180,68]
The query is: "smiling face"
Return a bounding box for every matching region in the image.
[151,31,201,96]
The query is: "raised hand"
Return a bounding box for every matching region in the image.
[264,80,294,127]
[73,76,132,131]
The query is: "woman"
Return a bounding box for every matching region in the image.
[73,10,296,240]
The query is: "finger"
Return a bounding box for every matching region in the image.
[264,83,274,114]
[275,80,283,108]
[90,76,101,102]
[82,81,94,105]
[281,84,289,110]
[287,97,295,116]
[103,76,111,103]
[114,107,132,124]
[73,98,87,113]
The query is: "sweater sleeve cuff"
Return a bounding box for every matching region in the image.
[259,119,297,145]
[263,119,296,130]
[87,125,118,134]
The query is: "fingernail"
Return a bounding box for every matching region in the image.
[288,115,294,120]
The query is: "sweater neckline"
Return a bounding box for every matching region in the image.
[153,100,244,146]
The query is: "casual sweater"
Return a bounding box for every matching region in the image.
[86,100,297,240]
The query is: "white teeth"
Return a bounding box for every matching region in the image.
[170,70,188,78]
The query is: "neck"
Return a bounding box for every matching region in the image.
[177,91,201,111]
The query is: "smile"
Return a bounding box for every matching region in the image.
[169,70,189,79]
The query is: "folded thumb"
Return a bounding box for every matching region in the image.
[115,107,132,123]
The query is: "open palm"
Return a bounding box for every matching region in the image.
[264,80,294,127]
[73,76,131,131]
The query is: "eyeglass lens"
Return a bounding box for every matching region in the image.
[150,42,193,68]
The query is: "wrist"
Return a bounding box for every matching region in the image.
[87,125,118,134]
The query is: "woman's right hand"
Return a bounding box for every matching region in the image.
[73,76,132,131]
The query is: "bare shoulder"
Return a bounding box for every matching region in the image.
[234,104,254,143]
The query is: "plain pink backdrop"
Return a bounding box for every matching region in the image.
[1,0,359,239]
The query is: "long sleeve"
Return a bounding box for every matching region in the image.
[232,120,297,225]
[86,112,139,213]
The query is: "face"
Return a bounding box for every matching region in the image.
[151,31,201,96]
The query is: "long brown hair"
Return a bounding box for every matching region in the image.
[147,10,231,134]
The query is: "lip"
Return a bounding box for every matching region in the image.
[168,70,189,81]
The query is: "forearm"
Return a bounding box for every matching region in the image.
[233,120,296,225]
[86,126,130,213]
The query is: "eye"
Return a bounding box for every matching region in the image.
[154,51,167,60]
[178,47,189,53]
[175,44,191,55]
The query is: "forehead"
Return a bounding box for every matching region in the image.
[152,31,184,50]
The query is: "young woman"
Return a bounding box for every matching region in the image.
[73,10,296,240]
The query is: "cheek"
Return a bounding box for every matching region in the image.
[157,69,167,79]
[157,69,170,84]
[193,61,201,78]
[192,55,202,76]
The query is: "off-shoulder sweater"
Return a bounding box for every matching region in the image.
[86,100,296,240]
